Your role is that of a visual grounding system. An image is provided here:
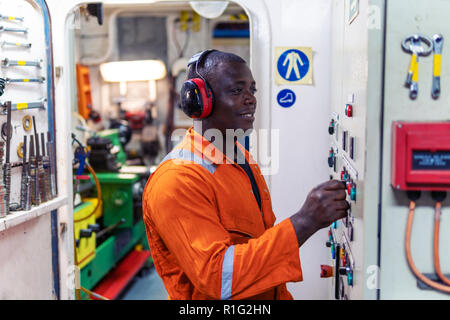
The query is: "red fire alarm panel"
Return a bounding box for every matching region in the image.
[392,121,450,191]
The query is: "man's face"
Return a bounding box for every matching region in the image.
[204,61,257,134]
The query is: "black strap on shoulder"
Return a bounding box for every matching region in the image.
[235,148,262,211]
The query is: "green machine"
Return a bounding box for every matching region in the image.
[97,129,127,166]
[78,137,152,299]
[79,172,151,299]
[96,172,139,229]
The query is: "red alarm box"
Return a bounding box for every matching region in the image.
[392,122,450,191]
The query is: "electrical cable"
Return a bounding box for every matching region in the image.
[172,21,182,58]
[431,192,450,286]
[73,162,102,223]
[405,198,450,293]
[71,134,107,300]
[72,133,102,222]
[73,237,108,300]
[172,18,191,58]
[80,287,109,300]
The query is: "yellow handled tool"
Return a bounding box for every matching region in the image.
[432,34,444,100]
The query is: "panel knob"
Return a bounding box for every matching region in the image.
[79,229,93,238]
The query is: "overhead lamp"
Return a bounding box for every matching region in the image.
[189,1,229,19]
[100,59,166,100]
[100,60,166,82]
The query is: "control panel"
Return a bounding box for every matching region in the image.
[325,0,450,299]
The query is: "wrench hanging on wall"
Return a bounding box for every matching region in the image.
[1,98,46,114]
[402,34,433,100]
[431,34,444,100]
[0,15,24,22]
[0,41,32,48]
[0,25,27,33]
[1,58,42,68]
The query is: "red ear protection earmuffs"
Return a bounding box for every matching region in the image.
[180,49,216,119]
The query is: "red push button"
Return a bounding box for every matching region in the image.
[320,265,334,278]
[346,104,353,117]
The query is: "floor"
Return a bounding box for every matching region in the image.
[119,266,168,300]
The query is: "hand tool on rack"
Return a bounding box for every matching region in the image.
[20,135,28,210]
[0,25,28,33]
[29,135,37,206]
[1,58,42,68]
[1,98,46,114]
[431,34,444,100]
[41,132,50,201]
[32,117,44,205]
[3,101,12,215]
[47,132,56,199]
[0,15,24,22]
[402,34,433,100]
[404,35,421,88]
[5,77,45,83]
[1,41,31,48]
[0,78,46,96]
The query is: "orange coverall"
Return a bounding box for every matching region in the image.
[142,127,303,299]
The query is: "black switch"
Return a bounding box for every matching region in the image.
[328,119,335,135]
[349,137,355,159]
[342,131,348,151]
[88,224,101,232]
[328,156,334,168]
[80,229,93,238]
[328,149,335,168]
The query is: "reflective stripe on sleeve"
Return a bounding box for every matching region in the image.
[221,245,235,300]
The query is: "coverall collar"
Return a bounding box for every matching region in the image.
[186,126,255,166]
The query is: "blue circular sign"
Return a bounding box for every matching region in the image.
[277,49,310,81]
[277,89,296,108]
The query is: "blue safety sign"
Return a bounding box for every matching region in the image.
[277,89,296,108]
[277,49,310,82]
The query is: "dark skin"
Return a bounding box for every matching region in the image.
[200,60,349,247]
[200,61,257,158]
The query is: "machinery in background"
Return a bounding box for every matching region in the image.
[72,119,152,300]
[76,64,101,123]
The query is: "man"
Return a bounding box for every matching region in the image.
[142,50,349,300]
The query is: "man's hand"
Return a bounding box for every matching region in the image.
[289,180,349,247]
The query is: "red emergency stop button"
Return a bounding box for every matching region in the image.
[320,265,334,278]
[345,104,353,117]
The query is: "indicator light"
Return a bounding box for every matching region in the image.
[345,104,353,117]
[320,265,334,278]
[350,184,356,201]
[347,270,354,286]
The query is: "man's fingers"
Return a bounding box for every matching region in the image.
[335,200,350,211]
[322,179,346,191]
[332,189,347,201]
[334,209,349,220]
